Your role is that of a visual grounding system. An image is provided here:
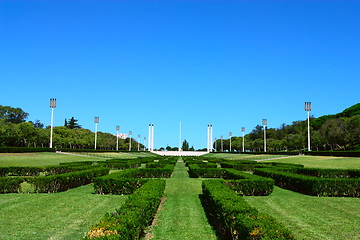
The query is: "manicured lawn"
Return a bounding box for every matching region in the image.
[0,184,126,240]
[0,152,103,167]
[205,153,288,161]
[262,155,360,169]
[146,158,217,240]
[244,187,360,240]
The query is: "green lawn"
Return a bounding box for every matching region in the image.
[204,153,288,161]
[244,187,360,240]
[0,184,126,240]
[0,151,156,167]
[262,155,360,169]
[146,158,217,240]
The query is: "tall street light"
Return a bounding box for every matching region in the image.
[229,132,232,152]
[305,102,312,151]
[144,137,147,151]
[116,126,120,151]
[137,134,140,151]
[129,131,132,151]
[241,127,245,152]
[49,98,56,148]
[221,135,224,152]
[94,117,99,150]
[214,138,217,152]
[262,119,267,152]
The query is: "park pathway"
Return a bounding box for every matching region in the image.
[148,158,217,240]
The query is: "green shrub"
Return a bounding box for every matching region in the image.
[86,180,166,239]
[0,177,24,193]
[254,168,360,197]
[0,147,55,153]
[202,180,294,239]
[28,168,109,193]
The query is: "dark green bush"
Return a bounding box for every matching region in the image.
[28,168,109,193]
[0,177,24,193]
[254,168,360,197]
[86,179,166,239]
[0,147,55,153]
[202,180,294,239]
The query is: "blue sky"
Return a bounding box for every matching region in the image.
[1,0,359,149]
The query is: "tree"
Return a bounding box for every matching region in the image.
[0,105,29,124]
[182,139,189,151]
[31,119,44,129]
[65,117,81,129]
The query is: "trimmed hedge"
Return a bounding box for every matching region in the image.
[0,177,24,193]
[220,162,304,171]
[93,165,174,195]
[188,166,274,196]
[304,151,360,157]
[254,168,360,197]
[202,180,294,240]
[0,147,55,153]
[86,179,166,239]
[28,168,109,193]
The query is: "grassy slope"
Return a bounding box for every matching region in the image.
[262,155,360,169]
[244,187,360,240]
[0,151,154,167]
[0,184,126,240]
[148,158,217,240]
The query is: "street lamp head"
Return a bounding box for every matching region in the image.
[50,98,57,108]
[138,134,140,138]
[305,102,312,111]
[144,137,147,140]
[129,131,132,135]
[262,119,267,126]
[116,126,120,131]
[229,132,232,136]
[241,127,245,133]
[94,117,99,123]
[220,135,223,139]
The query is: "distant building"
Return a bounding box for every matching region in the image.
[115,133,128,139]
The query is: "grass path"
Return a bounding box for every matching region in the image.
[244,187,360,240]
[148,158,217,240]
[0,184,126,239]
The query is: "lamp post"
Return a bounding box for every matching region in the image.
[214,138,217,152]
[144,137,147,151]
[221,135,223,152]
[129,131,132,151]
[94,117,99,150]
[49,98,56,148]
[305,102,312,151]
[138,134,140,151]
[179,121,182,151]
[229,132,232,152]
[116,126,120,151]
[262,119,267,152]
[241,127,245,152]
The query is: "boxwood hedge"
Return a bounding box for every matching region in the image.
[86,179,166,239]
[254,168,360,197]
[202,180,294,240]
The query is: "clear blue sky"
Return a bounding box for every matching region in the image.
[1,0,359,149]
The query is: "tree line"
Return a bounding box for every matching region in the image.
[215,103,360,152]
[0,105,143,150]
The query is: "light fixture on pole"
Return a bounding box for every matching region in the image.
[116,126,120,151]
[179,121,182,151]
[214,138,217,152]
[262,119,267,152]
[148,124,151,151]
[241,127,245,152]
[137,134,140,151]
[229,132,232,152]
[305,102,312,151]
[144,137,147,151]
[207,124,213,152]
[221,135,224,152]
[49,98,57,148]
[94,117,99,150]
[129,131,132,151]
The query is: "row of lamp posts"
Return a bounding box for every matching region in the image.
[49,98,146,151]
[213,102,312,152]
